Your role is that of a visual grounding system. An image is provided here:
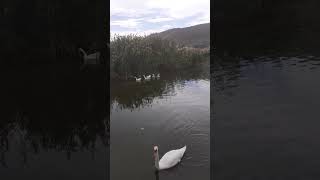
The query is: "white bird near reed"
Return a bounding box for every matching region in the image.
[156,74,160,79]
[78,48,100,64]
[144,75,151,80]
[133,76,142,82]
[153,145,186,171]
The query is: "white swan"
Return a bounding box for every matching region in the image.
[133,76,141,82]
[156,74,160,79]
[154,145,186,171]
[79,48,100,64]
[143,75,151,80]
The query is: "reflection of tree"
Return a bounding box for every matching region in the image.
[111,69,209,110]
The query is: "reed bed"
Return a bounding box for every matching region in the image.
[110,34,209,80]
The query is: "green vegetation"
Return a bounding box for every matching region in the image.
[110,34,209,80]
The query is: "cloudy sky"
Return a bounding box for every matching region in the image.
[111,0,210,36]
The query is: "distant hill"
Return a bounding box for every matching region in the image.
[152,23,210,48]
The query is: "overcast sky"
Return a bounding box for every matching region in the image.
[111,0,210,36]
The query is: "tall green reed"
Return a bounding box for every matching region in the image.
[110,34,209,80]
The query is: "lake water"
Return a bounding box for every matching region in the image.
[0,65,109,180]
[213,55,320,179]
[110,71,210,180]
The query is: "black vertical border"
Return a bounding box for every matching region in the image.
[210,1,214,179]
[106,0,110,178]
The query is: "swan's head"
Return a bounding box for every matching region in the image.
[153,146,158,152]
[153,146,160,170]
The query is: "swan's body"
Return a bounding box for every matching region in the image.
[79,48,100,64]
[156,74,160,79]
[133,76,141,82]
[154,145,186,171]
[144,75,151,80]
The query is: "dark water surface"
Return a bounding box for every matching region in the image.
[213,55,320,179]
[0,65,108,180]
[111,71,210,180]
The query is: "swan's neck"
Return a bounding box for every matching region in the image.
[154,150,160,170]
[79,48,87,57]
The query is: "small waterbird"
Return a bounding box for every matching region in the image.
[144,75,151,80]
[78,48,100,64]
[153,145,186,171]
[133,76,141,82]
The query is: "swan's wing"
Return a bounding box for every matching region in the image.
[159,150,180,170]
[159,146,186,170]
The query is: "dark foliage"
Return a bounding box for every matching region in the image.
[0,0,108,64]
[214,0,320,55]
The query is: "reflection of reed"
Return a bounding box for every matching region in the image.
[0,116,109,167]
[0,112,109,167]
[111,80,171,110]
[0,132,8,168]
[0,65,108,167]
[111,70,209,111]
